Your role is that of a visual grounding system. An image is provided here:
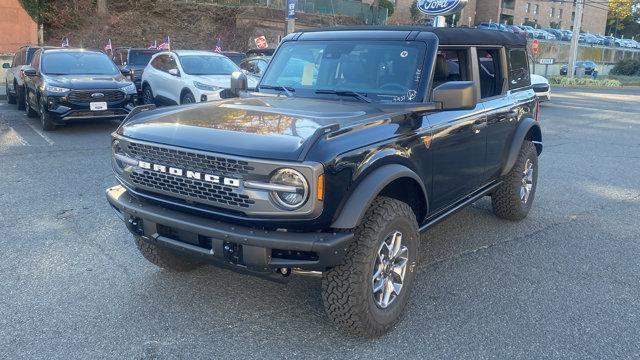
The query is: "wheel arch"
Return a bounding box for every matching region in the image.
[500,118,542,176]
[330,164,428,230]
[180,87,194,101]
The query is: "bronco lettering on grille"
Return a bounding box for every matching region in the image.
[138,160,241,188]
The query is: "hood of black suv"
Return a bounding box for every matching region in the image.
[118,97,390,161]
[46,74,130,90]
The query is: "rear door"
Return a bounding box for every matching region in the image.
[475,47,517,179]
[427,47,488,211]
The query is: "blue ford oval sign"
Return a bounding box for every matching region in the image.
[417,0,467,15]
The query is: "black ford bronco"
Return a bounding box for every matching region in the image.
[106,27,542,337]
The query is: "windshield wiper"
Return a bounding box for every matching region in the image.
[315,89,371,103]
[259,84,294,97]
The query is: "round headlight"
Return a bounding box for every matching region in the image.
[269,168,309,210]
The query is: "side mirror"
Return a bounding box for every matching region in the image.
[230,71,248,97]
[2,63,10,69]
[23,68,37,77]
[120,68,131,76]
[432,81,477,111]
[168,68,180,77]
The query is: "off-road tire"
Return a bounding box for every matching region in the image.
[17,85,26,110]
[491,140,538,220]
[134,236,203,272]
[24,90,37,118]
[6,82,16,104]
[322,196,419,338]
[181,91,195,105]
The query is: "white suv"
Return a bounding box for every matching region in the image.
[141,50,257,105]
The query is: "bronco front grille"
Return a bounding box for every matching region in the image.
[129,170,254,208]
[68,90,125,104]
[127,142,254,176]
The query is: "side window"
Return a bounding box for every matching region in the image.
[12,52,21,66]
[508,48,530,89]
[257,60,268,74]
[476,48,504,99]
[31,51,41,71]
[241,60,258,74]
[150,55,166,71]
[166,56,178,72]
[432,48,470,88]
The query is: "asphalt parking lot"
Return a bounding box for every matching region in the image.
[1,87,639,359]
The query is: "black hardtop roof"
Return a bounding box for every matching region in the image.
[296,26,527,47]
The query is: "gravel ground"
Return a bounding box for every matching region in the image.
[0,87,639,359]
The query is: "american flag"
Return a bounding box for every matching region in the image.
[104,39,112,53]
[61,36,69,47]
[148,41,158,50]
[213,37,222,53]
[158,36,170,50]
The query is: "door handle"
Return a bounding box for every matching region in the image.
[472,118,488,134]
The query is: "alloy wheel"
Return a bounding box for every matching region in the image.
[520,158,534,203]
[372,231,409,309]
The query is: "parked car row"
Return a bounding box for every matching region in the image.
[476,23,640,49]
[3,44,267,131]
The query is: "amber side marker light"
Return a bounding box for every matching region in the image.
[317,174,325,201]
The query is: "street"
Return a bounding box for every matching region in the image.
[1,87,639,359]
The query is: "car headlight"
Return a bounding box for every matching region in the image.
[193,81,222,92]
[44,84,70,93]
[269,168,309,210]
[121,83,137,94]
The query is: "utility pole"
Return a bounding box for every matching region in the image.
[568,0,584,79]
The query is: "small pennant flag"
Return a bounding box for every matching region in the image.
[148,40,158,50]
[61,36,70,47]
[213,37,222,53]
[104,39,112,53]
[158,36,170,50]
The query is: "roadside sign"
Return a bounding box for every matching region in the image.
[532,39,540,54]
[254,36,268,49]
[286,0,296,19]
[539,58,554,65]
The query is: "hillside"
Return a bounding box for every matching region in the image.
[42,0,363,51]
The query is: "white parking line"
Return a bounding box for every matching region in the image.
[26,121,55,145]
[0,125,30,146]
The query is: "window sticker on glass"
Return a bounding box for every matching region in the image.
[302,63,315,86]
[400,50,409,58]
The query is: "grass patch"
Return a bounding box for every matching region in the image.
[601,75,640,86]
[549,76,623,87]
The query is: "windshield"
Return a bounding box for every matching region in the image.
[42,51,119,75]
[179,55,239,75]
[129,50,158,66]
[260,41,427,103]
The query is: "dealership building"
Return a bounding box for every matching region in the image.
[390,0,608,35]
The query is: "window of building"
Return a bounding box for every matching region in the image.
[550,8,555,17]
[525,2,530,13]
[533,4,539,14]
[559,9,563,18]
[476,49,503,99]
[508,48,530,89]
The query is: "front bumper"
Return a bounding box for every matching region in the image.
[106,185,353,272]
[43,94,136,123]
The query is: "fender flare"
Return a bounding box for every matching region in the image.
[501,117,542,176]
[330,164,428,230]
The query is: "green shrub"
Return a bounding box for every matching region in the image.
[610,59,640,76]
[549,76,622,87]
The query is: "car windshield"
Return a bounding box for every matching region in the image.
[260,41,427,103]
[41,51,119,75]
[129,50,158,66]
[179,54,239,75]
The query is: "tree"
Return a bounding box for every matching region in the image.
[606,0,639,37]
[379,0,395,17]
[97,0,107,14]
[19,0,51,45]
[410,1,424,24]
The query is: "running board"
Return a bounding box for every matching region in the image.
[419,181,502,233]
